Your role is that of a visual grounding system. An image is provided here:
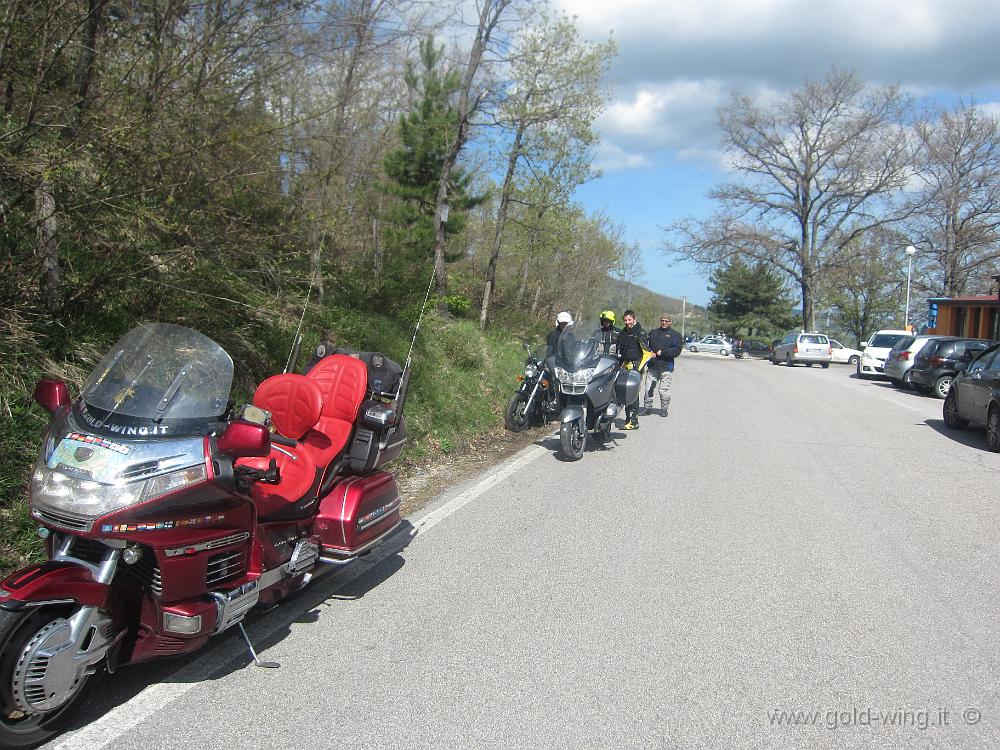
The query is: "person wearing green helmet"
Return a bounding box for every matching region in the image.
[593,310,620,357]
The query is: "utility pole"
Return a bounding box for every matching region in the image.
[681,296,686,339]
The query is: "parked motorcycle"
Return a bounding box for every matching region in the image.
[0,323,408,747]
[550,324,640,461]
[504,344,559,432]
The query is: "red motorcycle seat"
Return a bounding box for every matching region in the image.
[300,421,351,467]
[306,355,368,423]
[254,374,323,440]
[238,445,319,513]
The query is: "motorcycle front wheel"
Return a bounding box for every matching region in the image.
[0,606,101,749]
[560,420,586,461]
[504,394,533,432]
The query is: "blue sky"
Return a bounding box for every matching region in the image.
[555,0,1000,306]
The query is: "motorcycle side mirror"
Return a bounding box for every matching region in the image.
[34,379,70,415]
[217,421,271,457]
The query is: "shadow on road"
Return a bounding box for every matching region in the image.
[924,418,988,451]
[534,429,630,462]
[56,520,416,737]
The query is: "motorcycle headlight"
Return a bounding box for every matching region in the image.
[554,367,570,382]
[524,364,538,379]
[31,457,207,519]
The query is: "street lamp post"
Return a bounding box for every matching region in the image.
[680,296,686,339]
[904,245,917,330]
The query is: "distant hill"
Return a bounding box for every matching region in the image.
[600,278,710,333]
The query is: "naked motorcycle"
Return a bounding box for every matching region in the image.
[504,345,559,432]
[0,323,407,747]
[550,323,640,461]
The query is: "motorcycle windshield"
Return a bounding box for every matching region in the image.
[80,323,233,426]
[556,325,602,370]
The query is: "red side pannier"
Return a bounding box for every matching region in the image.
[313,471,401,558]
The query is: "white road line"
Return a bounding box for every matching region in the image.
[53,443,547,750]
[408,444,547,537]
[876,394,932,413]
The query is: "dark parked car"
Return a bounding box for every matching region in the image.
[910,337,995,399]
[943,343,1000,451]
[733,339,770,358]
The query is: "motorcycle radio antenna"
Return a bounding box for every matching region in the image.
[284,238,323,374]
[392,263,436,411]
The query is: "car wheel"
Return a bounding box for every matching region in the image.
[848,355,860,366]
[932,375,952,399]
[821,362,829,369]
[785,354,793,367]
[987,407,1000,452]
[720,349,729,357]
[890,377,903,388]
[943,390,968,429]
[690,346,698,352]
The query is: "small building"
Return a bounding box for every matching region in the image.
[925,274,1000,339]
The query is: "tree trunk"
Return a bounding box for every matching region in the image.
[35,176,59,308]
[479,121,526,330]
[516,258,530,303]
[531,283,541,317]
[372,214,382,290]
[309,224,325,305]
[432,0,511,313]
[73,0,107,131]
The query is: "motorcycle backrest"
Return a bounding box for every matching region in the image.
[305,354,368,423]
[253,374,323,440]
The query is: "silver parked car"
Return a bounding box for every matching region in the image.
[687,336,731,356]
[771,332,832,367]
[883,335,935,389]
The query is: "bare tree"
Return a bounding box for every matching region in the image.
[432,0,515,310]
[905,100,1000,296]
[666,69,913,331]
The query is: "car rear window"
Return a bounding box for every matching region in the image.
[869,333,907,348]
[799,334,828,344]
[890,336,915,351]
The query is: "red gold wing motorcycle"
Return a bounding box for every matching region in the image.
[0,323,407,747]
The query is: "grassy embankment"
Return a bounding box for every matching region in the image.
[0,310,530,578]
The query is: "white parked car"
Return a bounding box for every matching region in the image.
[829,339,862,365]
[857,329,911,378]
[686,336,731,355]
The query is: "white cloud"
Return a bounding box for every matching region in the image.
[592,142,651,172]
[554,0,1000,173]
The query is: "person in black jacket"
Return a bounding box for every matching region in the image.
[644,314,683,416]
[618,310,648,429]
[546,312,573,357]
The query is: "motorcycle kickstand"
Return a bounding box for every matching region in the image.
[237,622,280,668]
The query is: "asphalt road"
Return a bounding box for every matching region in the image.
[47,353,1000,750]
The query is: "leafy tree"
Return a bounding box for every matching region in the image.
[707,257,796,337]
[382,36,483,303]
[824,230,907,346]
